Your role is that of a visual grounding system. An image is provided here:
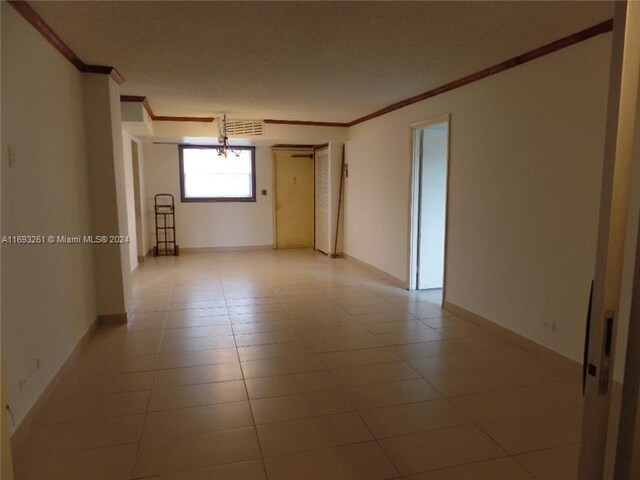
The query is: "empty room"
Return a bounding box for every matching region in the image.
[3,1,640,479]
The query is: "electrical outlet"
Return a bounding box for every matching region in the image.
[543,321,556,332]
[18,378,28,391]
[36,358,42,370]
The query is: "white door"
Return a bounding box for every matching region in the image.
[579,2,640,478]
[314,147,330,254]
[417,123,448,290]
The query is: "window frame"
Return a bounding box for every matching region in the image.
[178,144,257,203]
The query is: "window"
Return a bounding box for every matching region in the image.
[179,145,256,202]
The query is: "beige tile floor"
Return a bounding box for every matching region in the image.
[15,249,583,480]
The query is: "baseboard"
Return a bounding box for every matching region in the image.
[10,317,99,454]
[180,245,274,253]
[97,312,128,324]
[342,253,408,289]
[443,300,582,376]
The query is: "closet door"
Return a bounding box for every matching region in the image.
[314,147,330,254]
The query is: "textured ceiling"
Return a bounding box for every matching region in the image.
[31,1,614,122]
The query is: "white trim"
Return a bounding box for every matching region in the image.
[10,318,100,453]
[180,245,273,253]
[407,114,451,302]
[444,300,582,376]
[343,253,408,289]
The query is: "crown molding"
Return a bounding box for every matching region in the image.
[347,18,613,126]
[264,119,350,128]
[120,96,215,122]
[120,95,155,120]
[84,65,125,85]
[153,116,215,123]
[8,0,125,84]
[8,0,84,70]
[14,0,611,128]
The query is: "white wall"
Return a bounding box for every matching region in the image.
[108,80,133,311]
[143,143,274,248]
[83,74,132,314]
[1,4,97,427]
[344,33,611,364]
[418,127,447,289]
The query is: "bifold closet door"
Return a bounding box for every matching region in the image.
[314,147,330,254]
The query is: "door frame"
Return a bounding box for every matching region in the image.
[131,140,145,263]
[272,147,315,249]
[606,2,640,478]
[579,1,640,478]
[407,114,451,298]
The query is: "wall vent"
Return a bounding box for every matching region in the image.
[225,120,264,137]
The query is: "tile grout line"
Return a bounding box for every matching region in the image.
[226,282,273,480]
[19,252,582,479]
[131,290,172,480]
[314,340,405,480]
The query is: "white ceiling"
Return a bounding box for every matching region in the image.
[32,1,614,122]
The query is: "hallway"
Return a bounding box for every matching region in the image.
[16,250,582,480]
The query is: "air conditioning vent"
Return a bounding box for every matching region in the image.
[225,120,264,137]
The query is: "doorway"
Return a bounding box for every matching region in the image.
[409,115,450,293]
[273,149,314,248]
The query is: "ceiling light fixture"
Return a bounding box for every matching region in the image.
[217,114,239,157]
